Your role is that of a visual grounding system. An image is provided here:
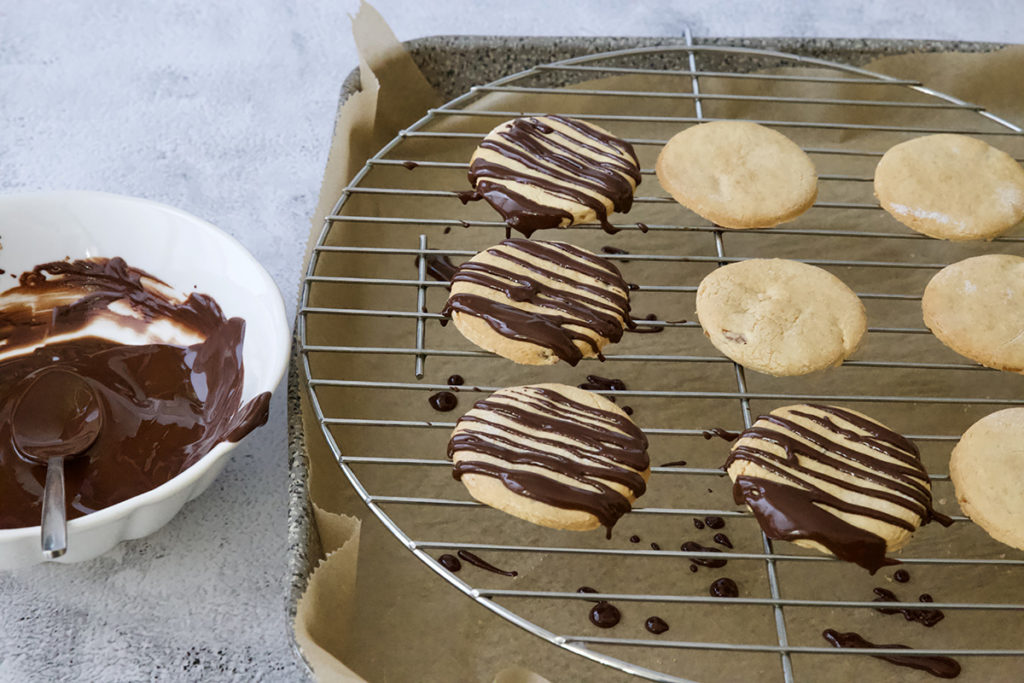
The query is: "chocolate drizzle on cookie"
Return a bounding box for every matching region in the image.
[442,239,633,366]
[726,404,950,573]
[464,115,641,237]
[449,384,649,533]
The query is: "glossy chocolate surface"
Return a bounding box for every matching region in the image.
[0,258,269,529]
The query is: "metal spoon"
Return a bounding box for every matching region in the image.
[10,368,102,559]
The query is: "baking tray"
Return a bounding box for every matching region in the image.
[286,34,1014,680]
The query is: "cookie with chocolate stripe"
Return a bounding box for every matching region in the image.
[443,239,632,366]
[449,383,650,532]
[724,404,949,573]
[463,115,641,236]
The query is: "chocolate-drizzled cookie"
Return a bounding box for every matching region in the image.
[449,383,650,532]
[724,404,950,573]
[443,239,632,366]
[462,115,641,237]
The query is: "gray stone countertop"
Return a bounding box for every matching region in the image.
[1,1,1021,681]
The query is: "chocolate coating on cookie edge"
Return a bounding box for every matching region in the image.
[443,239,633,366]
[466,115,641,237]
[727,404,949,573]
[449,385,649,532]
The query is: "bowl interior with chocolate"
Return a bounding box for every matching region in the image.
[0,191,290,569]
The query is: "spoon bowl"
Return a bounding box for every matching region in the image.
[11,368,103,558]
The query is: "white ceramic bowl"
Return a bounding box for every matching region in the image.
[0,191,290,570]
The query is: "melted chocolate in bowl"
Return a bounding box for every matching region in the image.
[0,257,271,529]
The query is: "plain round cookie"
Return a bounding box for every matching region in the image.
[950,408,1024,550]
[467,115,641,236]
[444,239,631,366]
[695,259,866,376]
[726,404,935,571]
[655,121,817,229]
[449,383,650,532]
[874,134,1024,240]
[922,254,1024,372]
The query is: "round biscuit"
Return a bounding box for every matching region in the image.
[695,259,866,376]
[874,134,1024,241]
[922,254,1024,372]
[655,120,817,229]
[950,407,1024,551]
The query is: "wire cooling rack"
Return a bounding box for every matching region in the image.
[299,33,1024,682]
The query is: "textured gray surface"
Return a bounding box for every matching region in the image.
[2,1,1022,681]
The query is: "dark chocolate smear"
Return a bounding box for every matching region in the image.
[873,587,944,627]
[622,406,634,416]
[712,533,733,549]
[703,427,741,442]
[681,541,728,568]
[650,542,661,551]
[401,160,418,170]
[894,569,911,583]
[661,459,687,468]
[629,312,664,334]
[589,601,621,628]
[456,550,517,577]
[693,518,705,530]
[0,258,269,528]
[447,374,465,386]
[636,222,649,233]
[578,375,627,392]
[450,385,649,533]
[467,115,641,237]
[629,535,641,543]
[822,629,961,679]
[416,254,458,283]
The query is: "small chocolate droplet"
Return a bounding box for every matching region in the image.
[428,391,458,412]
[710,578,739,598]
[447,374,464,386]
[689,564,698,573]
[712,533,733,549]
[622,406,634,415]
[629,535,640,543]
[650,542,660,551]
[438,554,461,572]
[645,616,669,634]
[705,516,725,529]
[589,601,621,628]
[693,519,705,530]
[894,569,910,583]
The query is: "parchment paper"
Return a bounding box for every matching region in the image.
[294,6,1024,680]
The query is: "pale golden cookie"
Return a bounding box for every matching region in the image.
[922,254,1024,372]
[950,408,1024,551]
[467,115,641,236]
[695,259,866,376]
[655,121,817,229]
[443,239,631,367]
[726,404,938,572]
[449,383,650,532]
[874,134,1024,240]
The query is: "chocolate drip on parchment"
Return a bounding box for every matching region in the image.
[464,115,641,237]
[725,404,951,573]
[822,630,961,679]
[449,385,649,532]
[442,239,633,366]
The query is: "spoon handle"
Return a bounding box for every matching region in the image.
[41,458,67,559]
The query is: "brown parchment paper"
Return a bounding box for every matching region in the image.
[294,7,1024,680]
